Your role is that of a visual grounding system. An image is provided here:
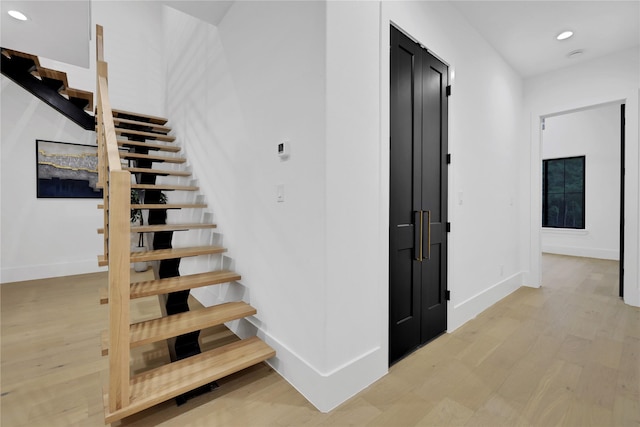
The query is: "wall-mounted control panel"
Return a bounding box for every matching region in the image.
[278,141,290,159]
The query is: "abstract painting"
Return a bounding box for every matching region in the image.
[36,140,103,198]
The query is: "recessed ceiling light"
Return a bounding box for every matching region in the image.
[556,31,574,41]
[567,49,584,59]
[8,10,28,21]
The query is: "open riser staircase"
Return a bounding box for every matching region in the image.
[95,26,274,423]
[0,48,94,130]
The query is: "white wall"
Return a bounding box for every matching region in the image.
[524,47,640,306]
[163,0,527,413]
[0,1,166,283]
[542,104,621,260]
[380,2,525,332]
[0,75,103,282]
[162,0,331,408]
[92,1,166,116]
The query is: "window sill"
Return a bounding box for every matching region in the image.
[541,227,589,236]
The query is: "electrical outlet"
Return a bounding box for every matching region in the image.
[277,184,284,202]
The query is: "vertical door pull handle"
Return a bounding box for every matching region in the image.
[414,210,424,261]
[427,210,432,260]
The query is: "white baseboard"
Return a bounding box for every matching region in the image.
[542,246,619,260]
[1,260,106,284]
[191,290,387,413]
[448,272,523,332]
[243,318,386,413]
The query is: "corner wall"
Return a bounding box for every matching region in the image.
[164,0,527,413]
[162,0,332,408]
[524,47,640,307]
[380,1,526,332]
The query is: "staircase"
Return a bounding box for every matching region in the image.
[0,48,94,130]
[95,26,274,423]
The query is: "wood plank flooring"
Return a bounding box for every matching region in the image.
[1,254,638,426]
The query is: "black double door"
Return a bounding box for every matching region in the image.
[389,26,449,365]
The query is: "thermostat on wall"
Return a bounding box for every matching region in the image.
[278,141,290,159]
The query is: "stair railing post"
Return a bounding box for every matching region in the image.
[97,24,132,413]
[108,170,131,411]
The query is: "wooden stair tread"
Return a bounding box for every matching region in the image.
[63,87,94,111]
[98,245,224,266]
[97,203,207,210]
[100,270,240,303]
[35,66,69,86]
[101,330,109,356]
[102,302,256,354]
[103,302,256,352]
[4,48,93,111]
[120,151,186,164]
[116,128,175,142]
[132,270,241,298]
[131,183,198,191]
[98,223,216,234]
[124,166,191,177]
[112,108,168,125]
[114,117,171,133]
[131,246,226,263]
[132,203,207,209]
[3,49,40,67]
[131,223,215,232]
[118,139,181,153]
[104,336,275,423]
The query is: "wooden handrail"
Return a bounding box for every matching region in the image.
[98,75,122,171]
[95,24,131,414]
[97,25,104,63]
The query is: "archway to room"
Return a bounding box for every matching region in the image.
[539,101,625,299]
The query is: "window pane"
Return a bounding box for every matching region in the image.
[546,161,565,193]
[564,158,584,193]
[545,193,564,227]
[565,192,584,228]
[542,156,585,229]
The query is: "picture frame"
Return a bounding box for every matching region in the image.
[36,139,103,198]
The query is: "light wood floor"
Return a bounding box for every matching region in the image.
[1,254,638,426]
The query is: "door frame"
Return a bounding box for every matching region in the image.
[530,99,634,303]
[620,104,625,297]
[387,23,450,365]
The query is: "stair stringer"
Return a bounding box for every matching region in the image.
[0,49,94,130]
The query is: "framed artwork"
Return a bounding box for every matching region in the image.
[36,139,103,198]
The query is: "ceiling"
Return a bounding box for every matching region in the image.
[0,0,233,68]
[452,0,640,78]
[163,1,233,26]
[0,1,91,67]
[1,1,638,77]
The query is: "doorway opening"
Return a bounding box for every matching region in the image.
[540,102,625,298]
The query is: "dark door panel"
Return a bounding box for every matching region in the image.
[390,26,448,365]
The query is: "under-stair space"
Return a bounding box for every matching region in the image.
[95,25,274,424]
[1,48,94,130]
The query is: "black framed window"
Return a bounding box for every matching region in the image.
[542,156,585,229]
